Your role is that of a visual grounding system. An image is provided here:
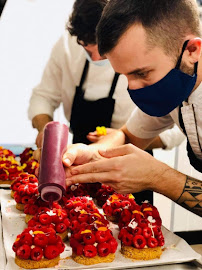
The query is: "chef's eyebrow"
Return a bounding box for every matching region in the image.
[126,67,150,75]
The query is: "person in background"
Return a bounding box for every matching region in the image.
[63,0,202,217]
[29,0,185,204]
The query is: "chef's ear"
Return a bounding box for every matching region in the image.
[186,38,202,65]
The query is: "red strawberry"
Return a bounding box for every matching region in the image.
[76,244,84,256]
[28,205,38,215]
[33,233,48,247]
[122,232,133,246]
[138,218,148,228]
[121,209,132,223]
[157,236,165,247]
[63,218,70,228]
[147,237,158,248]
[70,220,80,232]
[121,201,131,209]
[95,230,111,243]
[12,240,21,252]
[132,226,142,236]
[48,233,59,245]
[83,233,96,245]
[153,225,161,236]
[70,238,79,249]
[118,228,128,240]
[133,235,146,249]
[44,245,59,259]
[97,242,111,257]
[14,193,21,203]
[83,245,97,258]
[111,200,121,209]
[55,223,67,233]
[57,241,65,253]
[113,208,122,218]
[103,205,113,216]
[20,233,33,245]
[78,213,88,223]
[31,246,43,261]
[39,214,52,225]
[16,245,31,259]
[107,238,118,253]
[142,227,152,239]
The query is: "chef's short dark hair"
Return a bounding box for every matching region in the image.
[97,0,201,58]
[67,0,107,46]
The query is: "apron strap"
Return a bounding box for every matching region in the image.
[108,73,120,99]
[179,103,202,172]
[78,60,89,89]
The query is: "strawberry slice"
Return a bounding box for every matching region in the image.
[97,242,111,257]
[107,238,118,253]
[142,227,152,238]
[83,245,97,258]
[133,235,146,249]
[83,233,96,245]
[147,237,158,248]
[44,245,59,259]
[16,244,31,259]
[31,246,43,261]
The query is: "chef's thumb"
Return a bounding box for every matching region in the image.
[63,148,77,167]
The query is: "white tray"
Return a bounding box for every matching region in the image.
[0,189,201,270]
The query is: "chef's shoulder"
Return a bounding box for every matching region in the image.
[49,31,85,65]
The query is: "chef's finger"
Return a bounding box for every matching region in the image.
[69,157,120,175]
[99,144,136,158]
[66,171,113,186]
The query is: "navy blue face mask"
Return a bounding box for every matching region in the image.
[127,40,198,117]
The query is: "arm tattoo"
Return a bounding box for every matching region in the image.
[176,176,202,217]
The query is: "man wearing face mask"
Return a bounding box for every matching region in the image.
[64,0,202,217]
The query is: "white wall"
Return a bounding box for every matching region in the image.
[0,0,74,144]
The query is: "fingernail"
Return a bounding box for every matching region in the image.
[63,158,71,166]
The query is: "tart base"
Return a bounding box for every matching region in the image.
[11,190,15,198]
[25,214,33,223]
[0,180,13,185]
[121,245,162,260]
[72,252,115,265]
[16,203,24,211]
[15,255,60,269]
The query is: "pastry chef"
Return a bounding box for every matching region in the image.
[64,0,202,217]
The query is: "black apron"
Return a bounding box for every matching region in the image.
[179,103,202,173]
[70,60,119,144]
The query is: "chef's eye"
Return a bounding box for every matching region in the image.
[136,71,149,78]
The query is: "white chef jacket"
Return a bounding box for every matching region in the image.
[28,31,185,150]
[126,83,202,158]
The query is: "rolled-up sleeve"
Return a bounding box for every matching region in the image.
[126,107,175,139]
[28,41,63,120]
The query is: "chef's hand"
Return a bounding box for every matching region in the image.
[87,128,114,143]
[65,144,169,194]
[35,131,44,148]
[63,143,103,178]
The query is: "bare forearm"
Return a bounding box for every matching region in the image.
[152,165,202,217]
[146,136,165,150]
[32,114,53,132]
[88,129,126,152]
[176,175,202,216]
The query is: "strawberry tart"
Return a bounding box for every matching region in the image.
[70,223,117,265]
[27,208,70,241]
[118,204,164,260]
[103,193,137,223]
[12,226,65,269]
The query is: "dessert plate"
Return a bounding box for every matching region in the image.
[0,189,201,270]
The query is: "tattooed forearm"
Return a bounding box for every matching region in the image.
[176,176,202,217]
